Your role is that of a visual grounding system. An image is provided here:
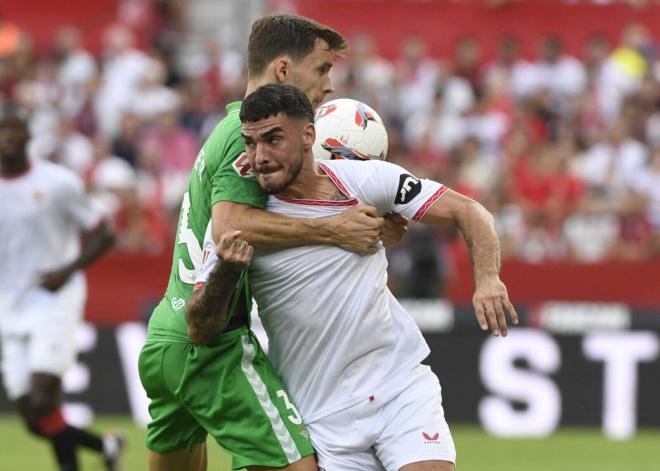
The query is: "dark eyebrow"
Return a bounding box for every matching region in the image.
[318,61,333,72]
[241,126,283,142]
[260,127,284,139]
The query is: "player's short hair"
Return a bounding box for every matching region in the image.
[240,84,314,124]
[247,13,347,77]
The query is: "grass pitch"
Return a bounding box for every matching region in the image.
[0,415,658,470]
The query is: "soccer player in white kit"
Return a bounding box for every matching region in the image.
[0,107,122,471]
[196,85,518,471]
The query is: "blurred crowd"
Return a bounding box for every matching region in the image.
[1,8,660,273]
[337,24,660,274]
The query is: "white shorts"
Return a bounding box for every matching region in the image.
[0,274,86,400]
[308,364,456,471]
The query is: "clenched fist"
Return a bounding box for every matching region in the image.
[216,230,253,272]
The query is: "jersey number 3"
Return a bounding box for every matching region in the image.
[177,192,204,284]
[277,389,303,425]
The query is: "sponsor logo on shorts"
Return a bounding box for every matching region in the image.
[422,431,441,444]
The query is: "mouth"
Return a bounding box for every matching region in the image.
[256,166,281,176]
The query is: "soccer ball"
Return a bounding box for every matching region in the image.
[313,98,388,161]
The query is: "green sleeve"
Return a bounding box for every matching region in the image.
[210,134,267,209]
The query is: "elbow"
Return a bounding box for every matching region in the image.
[185,290,220,346]
[455,199,496,236]
[478,202,496,226]
[185,306,208,346]
[461,199,493,223]
[184,289,202,326]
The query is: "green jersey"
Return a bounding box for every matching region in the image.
[147,101,266,342]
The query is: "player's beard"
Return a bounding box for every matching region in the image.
[262,149,304,195]
[0,150,28,173]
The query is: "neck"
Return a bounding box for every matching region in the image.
[245,73,277,98]
[0,156,29,178]
[279,154,340,201]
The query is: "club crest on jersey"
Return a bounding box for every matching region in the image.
[232,152,254,177]
[395,174,422,204]
[171,297,185,311]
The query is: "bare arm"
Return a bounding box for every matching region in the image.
[41,221,115,292]
[186,231,253,345]
[212,201,385,253]
[419,189,518,336]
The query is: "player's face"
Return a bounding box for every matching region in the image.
[286,39,337,110]
[0,120,29,166]
[242,113,313,194]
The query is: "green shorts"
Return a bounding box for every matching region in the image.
[138,326,314,469]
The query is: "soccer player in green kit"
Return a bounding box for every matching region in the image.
[138,14,400,471]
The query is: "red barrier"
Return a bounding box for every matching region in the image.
[85,250,660,325]
[284,0,660,61]
[447,258,660,308]
[0,0,152,55]
[1,0,118,54]
[85,250,171,326]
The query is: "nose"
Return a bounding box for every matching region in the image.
[255,143,271,167]
[323,76,335,96]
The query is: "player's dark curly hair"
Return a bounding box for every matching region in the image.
[240,84,314,124]
[247,13,347,77]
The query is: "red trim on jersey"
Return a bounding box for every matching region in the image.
[274,194,358,206]
[317,161,351,198]
[36,408,67,436]
[194,282,206,290]
[0,162,32,180]
[275,161,358,206]
[273,161,358,206]
[413,186,448,222]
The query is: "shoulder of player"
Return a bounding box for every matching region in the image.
[200,110,245,165]
[35,160,84,189]
[319,158,392,184]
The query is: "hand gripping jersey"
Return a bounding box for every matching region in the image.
[146,101,265,342]
[198,159,448,423]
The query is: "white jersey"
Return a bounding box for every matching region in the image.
[0,160,102,316]
[198,159,448,423]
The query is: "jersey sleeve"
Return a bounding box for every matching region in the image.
[210,132,267,209]
[360,160,449,221]
[60,172,103,230]
[193,228,219,288]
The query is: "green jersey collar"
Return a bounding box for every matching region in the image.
[226,101,242,114]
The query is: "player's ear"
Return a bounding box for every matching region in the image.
[273,56,291,83]
[302,122,315,151]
